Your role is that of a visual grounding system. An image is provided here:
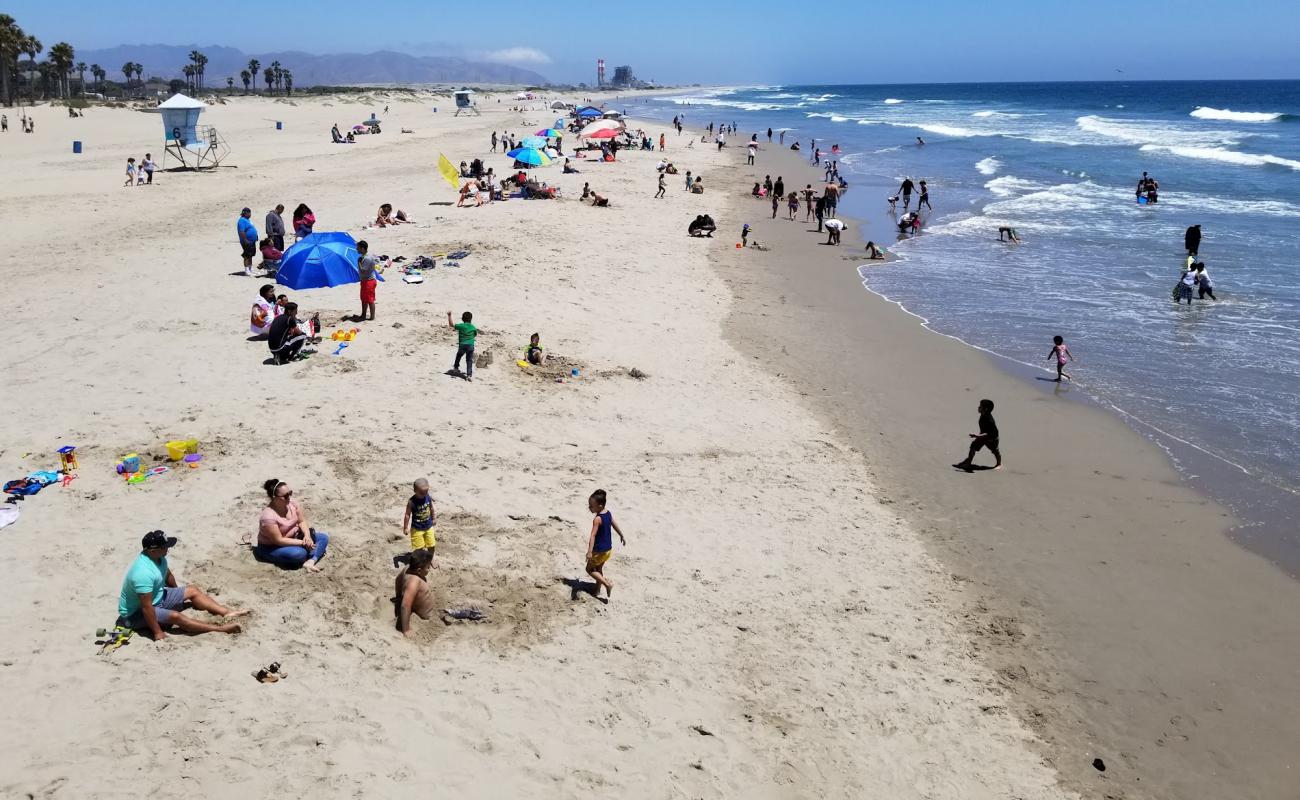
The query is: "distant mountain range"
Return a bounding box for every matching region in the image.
[77,44,549,87]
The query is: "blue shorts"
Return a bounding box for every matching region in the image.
[118,585,186,629]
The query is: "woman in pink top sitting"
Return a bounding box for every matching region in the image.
[255,478,329,571]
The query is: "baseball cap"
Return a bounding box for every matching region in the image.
[142,530,178,550]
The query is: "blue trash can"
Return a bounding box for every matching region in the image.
[72,140,82,154]
[275,121,282,130]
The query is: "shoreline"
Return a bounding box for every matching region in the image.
[707,137,1300,799]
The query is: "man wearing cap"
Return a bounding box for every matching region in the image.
[117,531,249,640]
[237,207,259,277]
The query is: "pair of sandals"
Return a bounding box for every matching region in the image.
[253,662,288,683]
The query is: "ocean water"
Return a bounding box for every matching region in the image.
[635,82,1300,563]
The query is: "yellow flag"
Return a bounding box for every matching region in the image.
[437,153,460,190]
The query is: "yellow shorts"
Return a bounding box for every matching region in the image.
[409,527,436,551]
[586,550,611,571]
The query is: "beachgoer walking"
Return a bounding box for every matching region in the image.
[655,172,666,198]
[1,114,6,132]
[766,127,772,142]
[237,207,258,276]
[357,240,382,321]
[898,177,915,211]
[764,175,772,196]
[814,148,821,165]
[255,478,330,571]
[142,153,155,185]
[787,191,799,220]
[1048,336,1074,382]
[773,176,784,201]
[1195,263,1217,300]
[746,141,756,165]
[917,180,932,211]
[402,478,437,557]
[823,182,839,215]
[803,185,815,222]
[815,194,826,232]
[117,530,248,640]
[583,489,627,601]
[659,132,665,151]
[779,130,785,145]
[1185,224,1201,257]
[449,310,477,382]
[771,192,779,219]
[491,131,498,152]
[395,549,436,637]
[124,157,136,187]
[685,170,692,191]
[953,399,1001,471]
[265,204,286,251]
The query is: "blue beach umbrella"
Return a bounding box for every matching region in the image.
[521,135,547,149]
[506,147,552,166]
[277,232,365,290]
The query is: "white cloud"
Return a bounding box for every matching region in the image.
[480,47,552,65]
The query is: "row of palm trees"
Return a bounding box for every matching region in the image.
[2,13,297,105]
[240,58,294,95]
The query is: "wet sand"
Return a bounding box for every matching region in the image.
[712,140,1300,800]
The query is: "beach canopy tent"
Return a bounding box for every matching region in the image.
[580,118,625,135]
[550,101,570,110]
[575,106,603,118]
[277,232,366,290]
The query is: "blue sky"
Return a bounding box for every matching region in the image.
[6,0,1298,85]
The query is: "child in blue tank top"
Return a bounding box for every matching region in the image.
[584,488,626,601]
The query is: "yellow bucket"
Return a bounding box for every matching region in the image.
[165,439,199,461]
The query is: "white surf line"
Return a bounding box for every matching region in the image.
[855,264,1259,480]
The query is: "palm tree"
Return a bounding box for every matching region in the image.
[283,69,293,95]
[75,61,86,94]
[247,58,260,93]
[132,62,143,88]
[0,14,27,106]
[264,61,277,94]
[90,63,103,93]
[240,69,251,93]
[48,42,74,98]
[226,75,233,90]
[188,49,200,89]
[183,64,195,92]
[197,52,208,91]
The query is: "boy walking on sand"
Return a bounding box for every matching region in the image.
[655,172,666,198]
[357,240,382,321]
[1048,335,1074,382]
[954,399,1001,472]
[403,478,437,556]
[448,310,477,381]
[584,489,626,601]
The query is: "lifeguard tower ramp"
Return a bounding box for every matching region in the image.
[154,93,232,169]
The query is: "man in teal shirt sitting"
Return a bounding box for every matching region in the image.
[117,530,250,640]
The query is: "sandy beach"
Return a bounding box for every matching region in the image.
[721,141,1300,800]
[0,92,1083,798]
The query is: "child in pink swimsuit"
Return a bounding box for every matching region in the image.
[1048,335,1074,382]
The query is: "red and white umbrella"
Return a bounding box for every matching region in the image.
[579,127,618,139]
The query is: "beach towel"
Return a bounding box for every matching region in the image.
[3,479,43,496]
[0,505,19,529]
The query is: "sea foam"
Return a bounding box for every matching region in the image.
[975,157,1002,175]
[1190,107,1285,123]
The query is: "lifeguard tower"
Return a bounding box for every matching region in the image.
[453,88,479,116]
[154,94,230,169]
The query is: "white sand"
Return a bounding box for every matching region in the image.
[0,92,1073,798]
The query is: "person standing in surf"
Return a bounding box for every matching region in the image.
[1185,224,1202,257]
[917,180,932,211]
[898,177,916,211]
[1048,335,1074,382]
